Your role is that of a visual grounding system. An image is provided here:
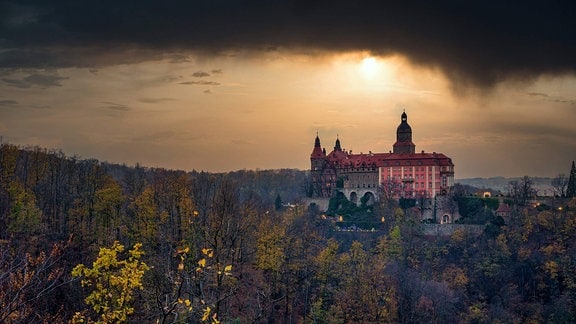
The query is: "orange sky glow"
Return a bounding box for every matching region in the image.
[1,50,574,178]
[1,1,575,179]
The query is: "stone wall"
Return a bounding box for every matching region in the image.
[420,223,484,237]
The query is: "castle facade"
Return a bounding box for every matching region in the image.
[310,112,455,201]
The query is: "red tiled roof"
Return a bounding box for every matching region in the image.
[326,150,454,168]
[310,146,325,158]
[496,203,512,213]
[327,150,348,160]
[310,136,326,158]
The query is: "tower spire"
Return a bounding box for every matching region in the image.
[311,133,325,158]
[334,134,341,151]
[393,110,415,154]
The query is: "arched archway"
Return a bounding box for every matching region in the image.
[442,214,451,224]
[361,192,375,206]
[350,192,358,205]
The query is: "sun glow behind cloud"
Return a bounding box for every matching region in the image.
[360,56,382,79]
[0,50,456,169]
[1,48,575,177]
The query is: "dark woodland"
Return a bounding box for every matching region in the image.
[1,143,576,323]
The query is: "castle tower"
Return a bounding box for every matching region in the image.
[310,134,329,197]
[393,111,416,154]
[311,134,326,170]
[334,137,342,152]
[310,134,326,181]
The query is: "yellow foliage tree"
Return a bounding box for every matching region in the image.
[7,181,43,235]
[131,186,160,245]
[256,223,286,272]
[71,241,149,323]
[93,177,125,242]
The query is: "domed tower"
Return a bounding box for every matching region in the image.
[393,111,416,154]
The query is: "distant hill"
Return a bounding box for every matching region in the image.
[456,177,554,196]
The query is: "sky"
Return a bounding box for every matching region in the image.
[1,0,575,179]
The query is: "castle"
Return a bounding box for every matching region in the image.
[310,111,455,204]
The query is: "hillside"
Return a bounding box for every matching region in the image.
[457,176,554,196]
[2,143,576,323]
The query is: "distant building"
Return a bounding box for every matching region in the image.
[495,203,512,218]
[310,111,455,201]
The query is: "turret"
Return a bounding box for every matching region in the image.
[393,111,416,154]
[310,134,326,171]
[334,137,342,151]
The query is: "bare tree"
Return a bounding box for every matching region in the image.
[379,177,402,204]
[0,241,73,323]
[551,173,568,198]
[508,176,536,207]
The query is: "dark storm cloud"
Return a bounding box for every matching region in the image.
[1,73,67,88]
[526,92,576,105]
[2,78,30,88]
[0,99,18,106]
[192,72,211,78]
[101,102,130,111]
[527,92,550,98]
[167,54,191,64]
[24,74,67,87]
[179,81,220,86]
[550,98,576,105]
[1,0,575,88]
[138,97,176,104]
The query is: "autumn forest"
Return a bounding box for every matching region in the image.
[1,143,576,323]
